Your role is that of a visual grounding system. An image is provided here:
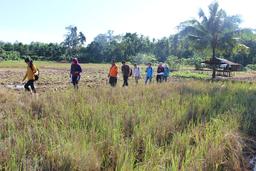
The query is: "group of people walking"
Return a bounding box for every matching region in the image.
[107,60,170,87]
[22,57,170,93]
[22,57,83,93]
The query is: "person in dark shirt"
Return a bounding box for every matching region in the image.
[156,63,164,83]
[70,58,82,89]
[121,61,130,87]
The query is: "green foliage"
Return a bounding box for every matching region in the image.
[245,64,256,70]
[63,25,86,58]
[178,1,243,78]
[172,71,209,79]
[1,20,256,65]
[130,53,157,65]
[192,56,204,70]
[166,56,184,70]
[154,37,170,62]
[0,49,20,60]
[166,56,204,70]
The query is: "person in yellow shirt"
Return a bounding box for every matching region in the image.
[108,60,118,87]
[22,58,38,93]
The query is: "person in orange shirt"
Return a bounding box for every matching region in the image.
[108,60,118,87]
[22,58,39,93]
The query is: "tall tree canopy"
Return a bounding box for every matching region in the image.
[63,26,86,58]
[178,2,243,78]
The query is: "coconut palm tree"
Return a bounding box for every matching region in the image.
[179,2,242,78]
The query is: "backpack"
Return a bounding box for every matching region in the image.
[129,68,133,77]
[34,69,39,81]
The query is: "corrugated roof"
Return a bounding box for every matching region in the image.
[216,58,240,66]
[203,58,241,66]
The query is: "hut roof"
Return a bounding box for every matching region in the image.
[203,58,241,66]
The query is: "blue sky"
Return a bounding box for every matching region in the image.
[0,0,255,43]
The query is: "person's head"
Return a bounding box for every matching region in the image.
[72,58,78,64]
[147,63,151,67]
[24,58,30,64]
[134,63,137,67]
[111,60,116,66]
[122,61,126,65]
[159,62,163,67]
[24,58,32,66]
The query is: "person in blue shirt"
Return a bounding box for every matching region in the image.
[145,63,153,84]
[163,64,170,82]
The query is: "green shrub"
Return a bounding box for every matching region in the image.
[130,53,157,65]
[0,50,21,60]
[172,71,209,79]
[166,56,183,70]
[246,64,256,71]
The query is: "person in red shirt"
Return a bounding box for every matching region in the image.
[108,60,118,87]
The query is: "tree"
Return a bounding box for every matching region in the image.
[63,25,86,58]
[154,37,170,62]
[179,2,242,78]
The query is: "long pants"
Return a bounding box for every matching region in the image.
[145,76,152,84]
[109,77,117,87]
[135,76,140,84]
[163,76,168,82]
[24,80,36,93]
[156,75,163,83]
[123,75,128,87]
[72,75,80,89]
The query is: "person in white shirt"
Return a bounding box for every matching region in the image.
[133,64,141,84]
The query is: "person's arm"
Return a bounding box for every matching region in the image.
[121,66,124,73]
[79,65,82,73]
[116,66,118,75]
[32,65,38,75]
[108,67,111,77]
[70,65,73,77]
[136,68,140,77]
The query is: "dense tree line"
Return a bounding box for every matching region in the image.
[1,3,256,67]
[1,29,256,67]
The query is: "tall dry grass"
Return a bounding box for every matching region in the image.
[0,80,255,170]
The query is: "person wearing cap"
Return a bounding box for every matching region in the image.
[22,58,39,93]
[70,58,82,89]
[108,60,118,87]
[121,61,130,87]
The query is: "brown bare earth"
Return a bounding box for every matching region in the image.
[0,67,109,93]
[1,64,256,94]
